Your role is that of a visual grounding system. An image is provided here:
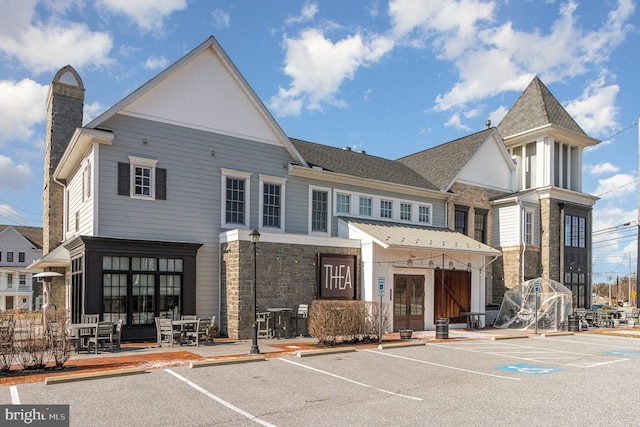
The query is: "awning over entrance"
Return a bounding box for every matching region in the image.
[341,217,500,256]
[27,244,70,270]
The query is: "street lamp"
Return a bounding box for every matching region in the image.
[249,229,261,355]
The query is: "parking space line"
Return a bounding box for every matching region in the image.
[10,386,19,404]
[164,369,276,427]
[278,358,423,401]
[364,349,520,381]
[431,340,628,368]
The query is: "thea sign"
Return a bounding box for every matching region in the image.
[1,405,69,426]
[318,254,356,300]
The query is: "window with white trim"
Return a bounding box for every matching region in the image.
[18,252,25,263]
[310,187,329,233]
[380,200,392,218]
[524,210,534,245]
[221,169,251,228]
[359,197,372,216]
[83,162,91,201]
[118,157,166,201]
[7,274,12,288]
[260,174,286,231]
[418,205,430,223]
[336,193,350,214]
[400,203,412,221]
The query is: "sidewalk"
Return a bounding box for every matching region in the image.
[3,326,635,386]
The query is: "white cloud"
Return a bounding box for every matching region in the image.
[564,73,620,138]
[119,44,141,57]
[212,9,231,29]
[269,29,394,116]
[285,2,319,25]
[0,1,113,75]
[444,112,471,131]
[388,0,635,116]
[587,162,620,175]
[83,101,105,125]
[143,56,170,70]
[593,173,637,200]
[0,155,32,191]
[97,0,187,33]
[489,105,509,127]
[0,79,48,143]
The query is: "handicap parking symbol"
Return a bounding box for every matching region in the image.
[496,363,563,375]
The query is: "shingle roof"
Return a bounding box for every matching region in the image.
[396,128,494,190]
[289,138,440,191]
[0,225,43,249]
[497,76,586,138]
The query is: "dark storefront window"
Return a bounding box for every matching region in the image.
[71,256,84,323]
[102,256,183,326]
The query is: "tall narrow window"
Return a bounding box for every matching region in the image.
[400,203,412,221]
[263,183,281,228]
[226,178,245,224]
[474,211,487,243]
[6,252,13,263]
[524,210,534,245]
[455,209,468,235]
[312,190,328,232]
[18,252,25,263]
[565,214,587,248]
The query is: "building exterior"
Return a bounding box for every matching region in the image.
[0,225,43,310]
[30,37,599,340]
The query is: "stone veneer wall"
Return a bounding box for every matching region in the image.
[540,197,562,282]
[221,241,360,339]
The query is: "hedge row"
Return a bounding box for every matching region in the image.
[308,300,390,345]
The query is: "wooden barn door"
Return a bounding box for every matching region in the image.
[434,270,471,323]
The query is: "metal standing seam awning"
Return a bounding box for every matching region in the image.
[27,244,71,271]
[340,217,501,256]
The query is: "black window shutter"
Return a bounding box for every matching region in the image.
[156,168,166,200]
[117,162,130,196]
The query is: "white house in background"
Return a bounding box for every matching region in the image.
[0,226,42,310]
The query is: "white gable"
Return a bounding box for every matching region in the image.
[119,46,280,145]
[456,134,514,192]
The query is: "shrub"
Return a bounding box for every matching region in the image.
[308,300,390,345]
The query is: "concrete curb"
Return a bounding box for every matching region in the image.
[190,355,266,368]
[296,347,356,357]
[45,367,148,385]
[378,341,425,349]
[540,332,574,337]
[490,334,530,340]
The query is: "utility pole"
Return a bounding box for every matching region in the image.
[637,118,640,308]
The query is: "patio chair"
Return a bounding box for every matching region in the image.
[183,319,200,346]
[197,317,215,344]
[257,312,272,338]
[157,318,181,347]
[112,319,124,350]
[181,315,197,320]
[87,321,114,354]
[80,314,99,347]
[290,304,309,337]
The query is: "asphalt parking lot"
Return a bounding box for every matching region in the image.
[3,333,640,426]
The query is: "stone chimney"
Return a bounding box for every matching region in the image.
[43,66,84,255]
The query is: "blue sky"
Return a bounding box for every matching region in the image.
[0,0,638,284]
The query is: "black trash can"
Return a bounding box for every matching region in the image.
[568,314,580,332]
[436,318,449,339]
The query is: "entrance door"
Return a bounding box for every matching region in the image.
[6,296,13,310]
[394,275,424,330]
[434,270,471,323]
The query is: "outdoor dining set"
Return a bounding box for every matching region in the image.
[256,304,309,339]
[64,315,124,354]
[575,307,640,328]
[155,316,215,348]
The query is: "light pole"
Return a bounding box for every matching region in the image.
[249,229,261,355]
